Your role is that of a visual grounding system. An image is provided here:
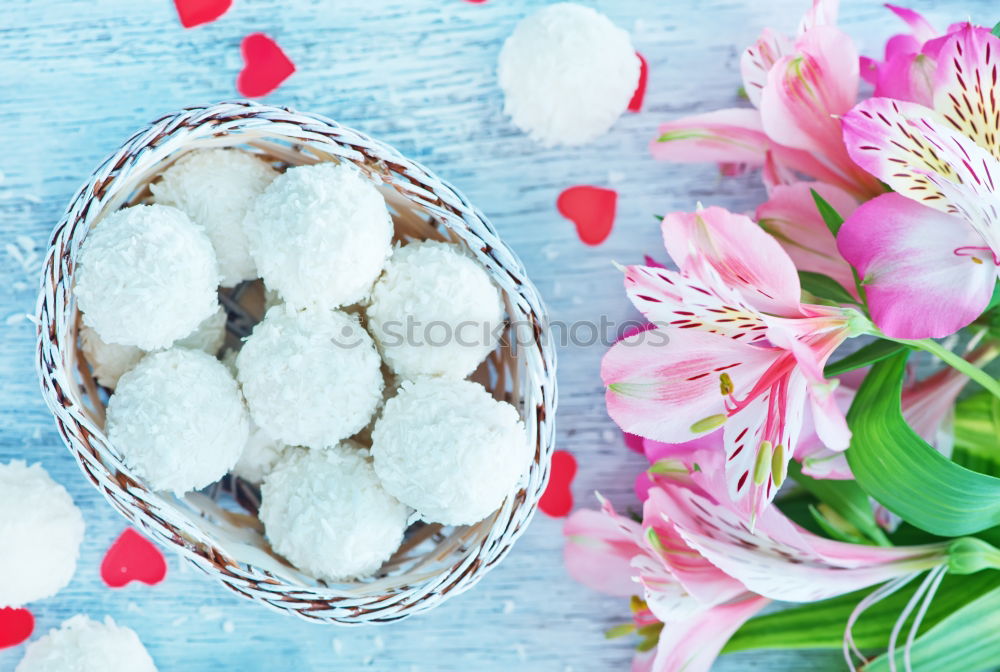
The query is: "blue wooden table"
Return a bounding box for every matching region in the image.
[0,1,993,670]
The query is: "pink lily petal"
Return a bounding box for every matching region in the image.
[623,264,769,342]
[722,366,808,517]
[647,596,771,672]
[874,51,935,104]
[651,108,769,165]
[643,434,720,465]
[902,364,969,449]
[837,192,997,338]
[842,97,1000,252]
[741,28,792,108]
[602,328,779,443]
[883,33,921,61]
[660,485,946,601]
[860,55,879,85]
[661,207,803,316]
[564,509,643,597]
[933,25,1000,160]
[759,26,858,156]
[755,181,859,293]
[643,488,747,608]
[886,4,937,44]
[798,0,840,33]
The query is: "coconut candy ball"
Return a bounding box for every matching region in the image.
[237,305,383,448]
[0,461,85,608]
[232,428,288,485]
[74,204,219,350]
[151,149,278,287]
[242,162,393,310]
[80,305,227,389]
[498,2,640,147]
[16,615,157,672]
[107,348,249,494]
[367,241,505,380]
[260,442,409,580]
[372,378,529,526]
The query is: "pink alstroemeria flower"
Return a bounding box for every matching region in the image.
[652,0,882,199]
[649,450,951,605]
[860,4,939,105]
[564,488,769,672]
[838,25,1000,338]
[602,206,861,520]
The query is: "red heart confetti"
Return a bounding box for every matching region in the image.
[557,186,617,246]
[237,33,296,98]
[100,528,168,589]
[174,0,232,28]
[0,608,34,649]
[628,52,648,112]
[539,450,577,517]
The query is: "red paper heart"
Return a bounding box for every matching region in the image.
[237,33,296,98]
[557,186,617,246]
[539,450,577,518]
[100,528,167,588]
[174,0,232,28]
[628,52,648,112]
[0,608,34,649]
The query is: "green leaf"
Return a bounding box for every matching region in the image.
[993,21,1000,38]
[724,570,1000,653]
[824,339,908,377]
[799,270,857,305]
[811,188,845,236]
[789,460,890,546]
[846,352,1000,536]
[863,583,1000,672]
[952,391,1000,478]
[809,504,871,545]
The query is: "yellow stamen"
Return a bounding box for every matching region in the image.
[690,414,727,433]
[753,441,773,485]
[771,443,787,487]
[719,372,734,396]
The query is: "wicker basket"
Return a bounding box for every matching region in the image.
[34,100,557,625]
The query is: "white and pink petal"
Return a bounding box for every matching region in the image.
[837,192,997,338]
[602,329,780,443]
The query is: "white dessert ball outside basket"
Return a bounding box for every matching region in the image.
[34,100,557,625]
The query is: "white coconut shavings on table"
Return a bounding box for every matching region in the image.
[73,204,220,350]
[260,442,409,581]
[243,162,393,310]
[367,240,505,380]
[151,149,278,287]
[80,305,226,389]
[372,378,530,526]
[0,461,85,608]
[498,2,640,147]
[106,348,249,494]
[237,305,384,449]
[15,615,157,672]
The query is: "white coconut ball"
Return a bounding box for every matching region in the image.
[372,378,529,526]
[0,462,85,608]
[15,615,157,672]
[151,149,278,287]
[237,305,383,448]
[243,163,393,310]
[107,348,249,494]
[498,2,640,146]
[367,241,504,380]
[260,442,409,580]
[74,204,219,350]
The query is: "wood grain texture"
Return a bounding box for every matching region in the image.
[0,0,993,670]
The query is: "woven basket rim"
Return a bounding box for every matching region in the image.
[34,100,558,625]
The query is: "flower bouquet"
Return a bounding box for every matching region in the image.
[564,3,1000,671]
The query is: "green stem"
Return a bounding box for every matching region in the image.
[900,338,1000,401]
